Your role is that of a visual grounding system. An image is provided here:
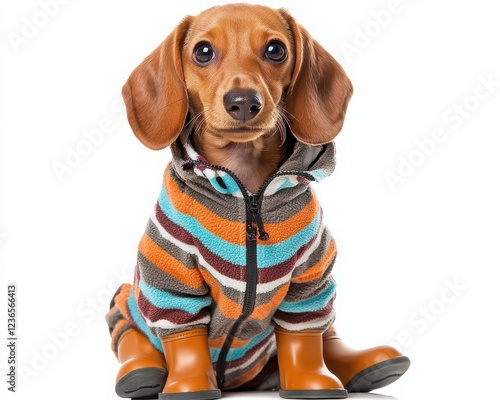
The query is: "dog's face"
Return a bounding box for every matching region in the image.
[181,5,295,143]
[122,4,353,151]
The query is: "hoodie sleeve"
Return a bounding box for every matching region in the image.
[133,182,212,339]
[273,215,337,332]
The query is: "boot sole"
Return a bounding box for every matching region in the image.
[115,367,167,399]
[345,355,411,392]
[279,389,348,399]
[158,389,222,400]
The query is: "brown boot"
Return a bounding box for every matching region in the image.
[159,328,221,400]
[323,326,411,392]
[275,327,348,399]
[115,328,168,398]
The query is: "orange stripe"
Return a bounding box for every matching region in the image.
[114,283,132,319]
[165,172,244,245]
[209,326,270,349]
[209,335,255,349]
[139,233,204,290]
[165,171,320,245]
[209,336,227,349]
[200,270,242,319]
[263,195,320,244]
[293,240,337,283]
[251,284,290,320]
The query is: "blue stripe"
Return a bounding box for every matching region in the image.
[309,170,327,181]
[126,291,162,352]
[210,326,274,362]
[139,279,212,314]
[159,184,246,266]
[275,177,296,192]
[278,280,336,313]
[159,184,321,268]
[257,212,321,268]
[208,174,241,195]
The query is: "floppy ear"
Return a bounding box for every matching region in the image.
[122,17,191,150]
[282,12,353,144]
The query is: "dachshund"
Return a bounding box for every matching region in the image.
[122,4,352,193]
[106,4,409,400]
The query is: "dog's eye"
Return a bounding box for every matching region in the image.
[264,41,287,63]
[193,42,215,65]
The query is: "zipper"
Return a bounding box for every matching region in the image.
[215,212,258,389]
[183,159,316,389]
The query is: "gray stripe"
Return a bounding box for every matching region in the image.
[292,225,335,280]
[137,253,208,297]
[169,164,247,223]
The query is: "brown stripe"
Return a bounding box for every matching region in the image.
[274,301,334,325]
[136,291,210,325]
[154,203,247,281]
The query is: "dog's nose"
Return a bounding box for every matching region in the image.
[223,89,262,122]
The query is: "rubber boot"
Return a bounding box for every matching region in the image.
[159,328,221,400]
[275,327,348,399]
[115,328,168,398]
[323,326,411,392]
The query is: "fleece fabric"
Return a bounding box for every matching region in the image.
[106,131,339,389]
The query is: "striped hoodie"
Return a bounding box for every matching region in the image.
[124,132,338,390]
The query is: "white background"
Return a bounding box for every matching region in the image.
[1,1,500,399]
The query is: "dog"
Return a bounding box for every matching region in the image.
[106,4,410,400]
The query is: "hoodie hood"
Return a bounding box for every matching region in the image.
[170,130,336,199]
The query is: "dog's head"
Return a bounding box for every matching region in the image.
[122,4,353,150]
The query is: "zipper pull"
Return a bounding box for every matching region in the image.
[254,213,270,241]
[246,222,257,241]
[248,195,269,241]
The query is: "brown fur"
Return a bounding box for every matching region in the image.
[122,4,353,193]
